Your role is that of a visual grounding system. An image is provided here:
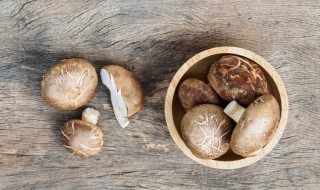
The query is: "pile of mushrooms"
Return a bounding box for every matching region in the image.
[41,58,144,157]
[178,55,280,159]
[40,55,280,159]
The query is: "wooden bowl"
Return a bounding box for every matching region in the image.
[165,47,288,169]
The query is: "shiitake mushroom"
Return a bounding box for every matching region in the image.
[224,94,280,157]
[178,55,280,159]
[181,104,234,159]
[207,55,268,106]
[177,78,220,110]
[100,65,144,128]
[41,58,98,110]
[61,119,104,157]
[61,108,104,157]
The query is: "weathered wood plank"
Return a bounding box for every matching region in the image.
[0,0,319,189]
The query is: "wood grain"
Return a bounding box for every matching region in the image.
[0,0,319,189]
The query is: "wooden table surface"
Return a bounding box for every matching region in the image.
[0,1,319,189]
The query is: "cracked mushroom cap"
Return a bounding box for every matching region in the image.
[41,58,98,110]
[231,94,280,157]
[181,104,234,159]
[61,120,104,157]
[207,55,268,106]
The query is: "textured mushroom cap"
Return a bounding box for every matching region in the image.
[207,55,268,106]
[103,65,144,117]
[181,104,234,159]
[231,94,280,157]
[178,78,220,110]
[41,58,98,110]
[61,120,104,157]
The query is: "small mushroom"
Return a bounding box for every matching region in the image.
[181,104,234,159]
[61,108,104,157]
[177,78,220,110]
[100,65,144,128]
[224,94,280,157]
[207,55,268,106]
[41,58,98,110]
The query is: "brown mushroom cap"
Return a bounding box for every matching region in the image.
[181,104,234,159]
[230,94,280,157]
[103,65,144,117]
[61,120,104,157]
[41,58,98,110]
[207,55,268,106]
[177,78,220,110]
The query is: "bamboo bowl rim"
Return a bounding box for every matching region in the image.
[165,46,288,169]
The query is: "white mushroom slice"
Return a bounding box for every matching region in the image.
[110,75,128,118]
[101,69,114,92]
[101,68,129,128]
[111,93,129,128]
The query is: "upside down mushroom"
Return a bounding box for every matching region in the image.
[100,65,144,128]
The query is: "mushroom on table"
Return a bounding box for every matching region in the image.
[100,65,144,128]
[61,108,104,157]
[41,58,98,110]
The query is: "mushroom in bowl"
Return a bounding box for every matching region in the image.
[165,47,288,169]
[207,55,268,106]
[224,94,280,157]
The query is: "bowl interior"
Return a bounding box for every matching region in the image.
[171,53,282,162]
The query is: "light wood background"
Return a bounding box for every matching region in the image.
[0,1,319,189]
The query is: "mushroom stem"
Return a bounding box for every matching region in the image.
[82,107,100,125]
[224,101,245,123]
